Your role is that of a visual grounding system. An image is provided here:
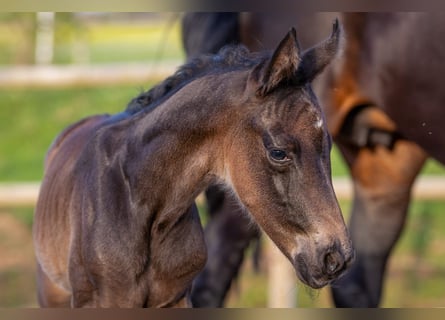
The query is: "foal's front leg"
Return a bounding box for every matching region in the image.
[331,139,426,307]
[69,203,206,308]
[191,186,260,307]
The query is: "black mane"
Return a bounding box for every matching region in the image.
[126,45,266,114]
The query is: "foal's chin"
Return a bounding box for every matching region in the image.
[296,272,335,290]
[293,255,350,290]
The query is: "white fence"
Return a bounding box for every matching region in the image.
[1,176,445,207]
[0,62,179,88]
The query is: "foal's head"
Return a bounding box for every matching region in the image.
[223,21,353,288]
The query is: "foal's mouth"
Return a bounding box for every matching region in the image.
[293,254,352,289]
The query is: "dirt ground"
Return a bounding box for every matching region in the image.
[0,212,37,307]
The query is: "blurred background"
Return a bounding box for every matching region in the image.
[1,12,445,308]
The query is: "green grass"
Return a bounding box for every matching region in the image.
[86,20,184,63]
[52,20,184,64]
[421,158,445,175]
[0,84,155,181]
[0,267,35,307]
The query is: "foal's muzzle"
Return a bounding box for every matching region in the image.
[294,241,355,289]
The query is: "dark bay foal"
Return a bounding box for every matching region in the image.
[33,22,353,307]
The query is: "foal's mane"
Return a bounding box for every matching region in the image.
[126,45,265,114]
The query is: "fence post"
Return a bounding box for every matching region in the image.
[35,12,55,65]
[266,235,297,307]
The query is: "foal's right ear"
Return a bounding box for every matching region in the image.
[253,28,302,97]
[296,19,342,83]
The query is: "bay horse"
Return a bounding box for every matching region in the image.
[182,12,445,307]
[33,23,353,307]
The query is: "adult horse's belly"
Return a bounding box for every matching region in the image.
[357,13,445,164]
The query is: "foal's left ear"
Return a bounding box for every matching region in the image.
[255,28,302,97]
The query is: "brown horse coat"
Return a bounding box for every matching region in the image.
[33,25,352,307]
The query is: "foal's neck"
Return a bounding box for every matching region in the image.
[127,73,244,215]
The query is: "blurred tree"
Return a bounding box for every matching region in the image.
[0,13,36,65]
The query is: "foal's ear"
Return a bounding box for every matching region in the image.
[296,19,342,83]
[255,28,302,97]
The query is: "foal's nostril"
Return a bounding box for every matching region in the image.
[323,251,344,276]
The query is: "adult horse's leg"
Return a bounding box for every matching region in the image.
[191,186,260,307]
[331,137,427,307]
[182,12,240,58]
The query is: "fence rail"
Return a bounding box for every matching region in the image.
[1,176,444,208]
[0,182,40,207]
[0,62,179,88]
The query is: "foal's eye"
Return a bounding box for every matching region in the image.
[269,149,289,162]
